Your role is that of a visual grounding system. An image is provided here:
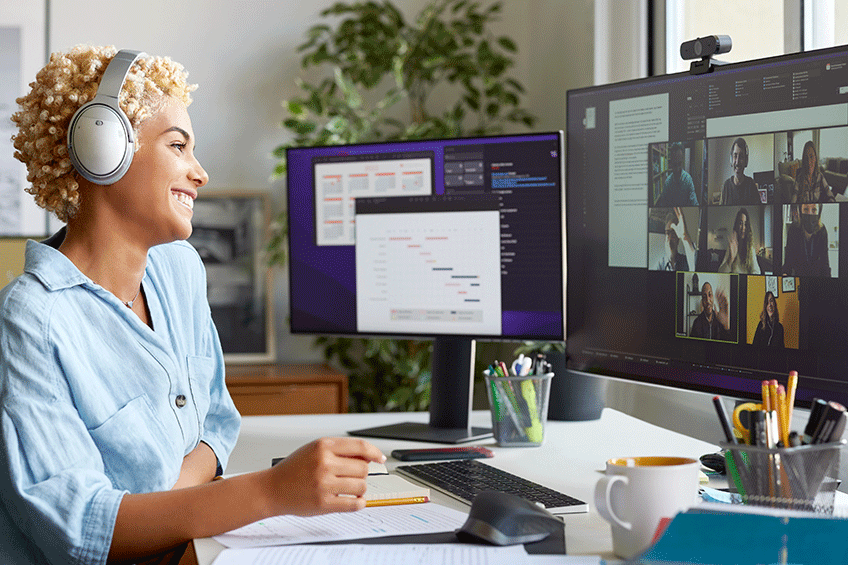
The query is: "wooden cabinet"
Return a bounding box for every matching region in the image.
[225,364,348,415]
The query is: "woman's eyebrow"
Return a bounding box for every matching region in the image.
[162,126,191,142]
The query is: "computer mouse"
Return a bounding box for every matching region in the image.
[456,491,563,546]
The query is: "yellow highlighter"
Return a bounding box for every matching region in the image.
[521,378,543,443]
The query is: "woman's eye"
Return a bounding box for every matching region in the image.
[171,142,186,153]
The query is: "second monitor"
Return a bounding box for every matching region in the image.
[286,132,565,442]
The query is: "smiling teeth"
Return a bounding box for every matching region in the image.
[173,191,194,210]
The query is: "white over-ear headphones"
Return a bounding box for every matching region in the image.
[67,49,146,184]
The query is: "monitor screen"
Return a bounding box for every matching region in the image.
[566,45,848,408]
[286,132,565,441]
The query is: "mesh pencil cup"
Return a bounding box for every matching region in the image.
[722,440,844,514]
[484,372,553,447]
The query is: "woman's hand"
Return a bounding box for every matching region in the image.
[261,437,385,517]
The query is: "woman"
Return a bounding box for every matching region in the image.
[752,291,784,347]
[718,208,761,274]
[1,45,383,564]
[792,141,835,203]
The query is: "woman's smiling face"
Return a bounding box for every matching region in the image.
[108,96,208,244]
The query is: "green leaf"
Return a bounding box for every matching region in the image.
[287,100,305,116]
[497,36,516,52]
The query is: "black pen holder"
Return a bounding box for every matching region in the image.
[721,440,845,514]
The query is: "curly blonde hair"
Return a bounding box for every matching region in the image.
[11,45,197,222]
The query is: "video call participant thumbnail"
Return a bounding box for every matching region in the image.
[655,142,699,207]
[718,208,762,275]
[683,273,736,343]
[649,207,698,271]
[720,137,761,206]
[783,203,833,278]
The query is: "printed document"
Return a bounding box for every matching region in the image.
[213,503,467,548]
[211,545,602,565]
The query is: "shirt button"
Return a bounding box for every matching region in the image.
[175,394,187,408]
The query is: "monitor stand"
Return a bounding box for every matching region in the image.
[348,337,492,444]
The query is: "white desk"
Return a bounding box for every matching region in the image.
[194,408,719,564]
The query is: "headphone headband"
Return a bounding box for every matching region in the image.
[67,49,147,185]
[96,50,144,101]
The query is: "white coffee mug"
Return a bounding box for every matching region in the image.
[594,456,699,559]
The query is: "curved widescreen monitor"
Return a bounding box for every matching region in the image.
[287,132,565,442]
[566,45,848,408]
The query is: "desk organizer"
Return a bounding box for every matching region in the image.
[722,440,845,514]
[484,372,552,446]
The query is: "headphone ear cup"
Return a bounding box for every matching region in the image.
[67,101,134,184]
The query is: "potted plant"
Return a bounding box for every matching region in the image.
[268,0,536,413]
[272,0,535,167]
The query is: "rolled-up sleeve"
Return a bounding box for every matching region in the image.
[194,318,240,472]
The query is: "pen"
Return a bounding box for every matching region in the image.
[712,396,736,444]
[713,396,749,496]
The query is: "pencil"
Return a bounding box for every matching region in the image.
[786,371,798,435]
[777,385,789,447]
[768,380,779,419]
[761,381,771,411]
[366,496,429,507]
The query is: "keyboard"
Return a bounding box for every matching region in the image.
[395,459,587,514]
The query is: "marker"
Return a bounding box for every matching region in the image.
[812,401,847,444]
[750,410,767,447]
[803,398,828,444]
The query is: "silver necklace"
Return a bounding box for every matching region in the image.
[124,286,141,308]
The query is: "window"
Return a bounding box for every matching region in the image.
[663,1,787,74]
[660,0,847,75]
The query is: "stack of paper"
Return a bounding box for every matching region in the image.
[213,503,467,548]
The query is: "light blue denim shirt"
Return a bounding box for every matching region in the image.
[0,235,241,564]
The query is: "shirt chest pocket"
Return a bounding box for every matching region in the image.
[87,395,179,493]
[186,355,213,432]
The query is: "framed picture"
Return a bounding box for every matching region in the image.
[765,276,778,298]
[782,276,796,293]
[188,191,275,363]
[0,2,49,237]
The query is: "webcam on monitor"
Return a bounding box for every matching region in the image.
[680,35,732,60]
[681,35,732,75]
